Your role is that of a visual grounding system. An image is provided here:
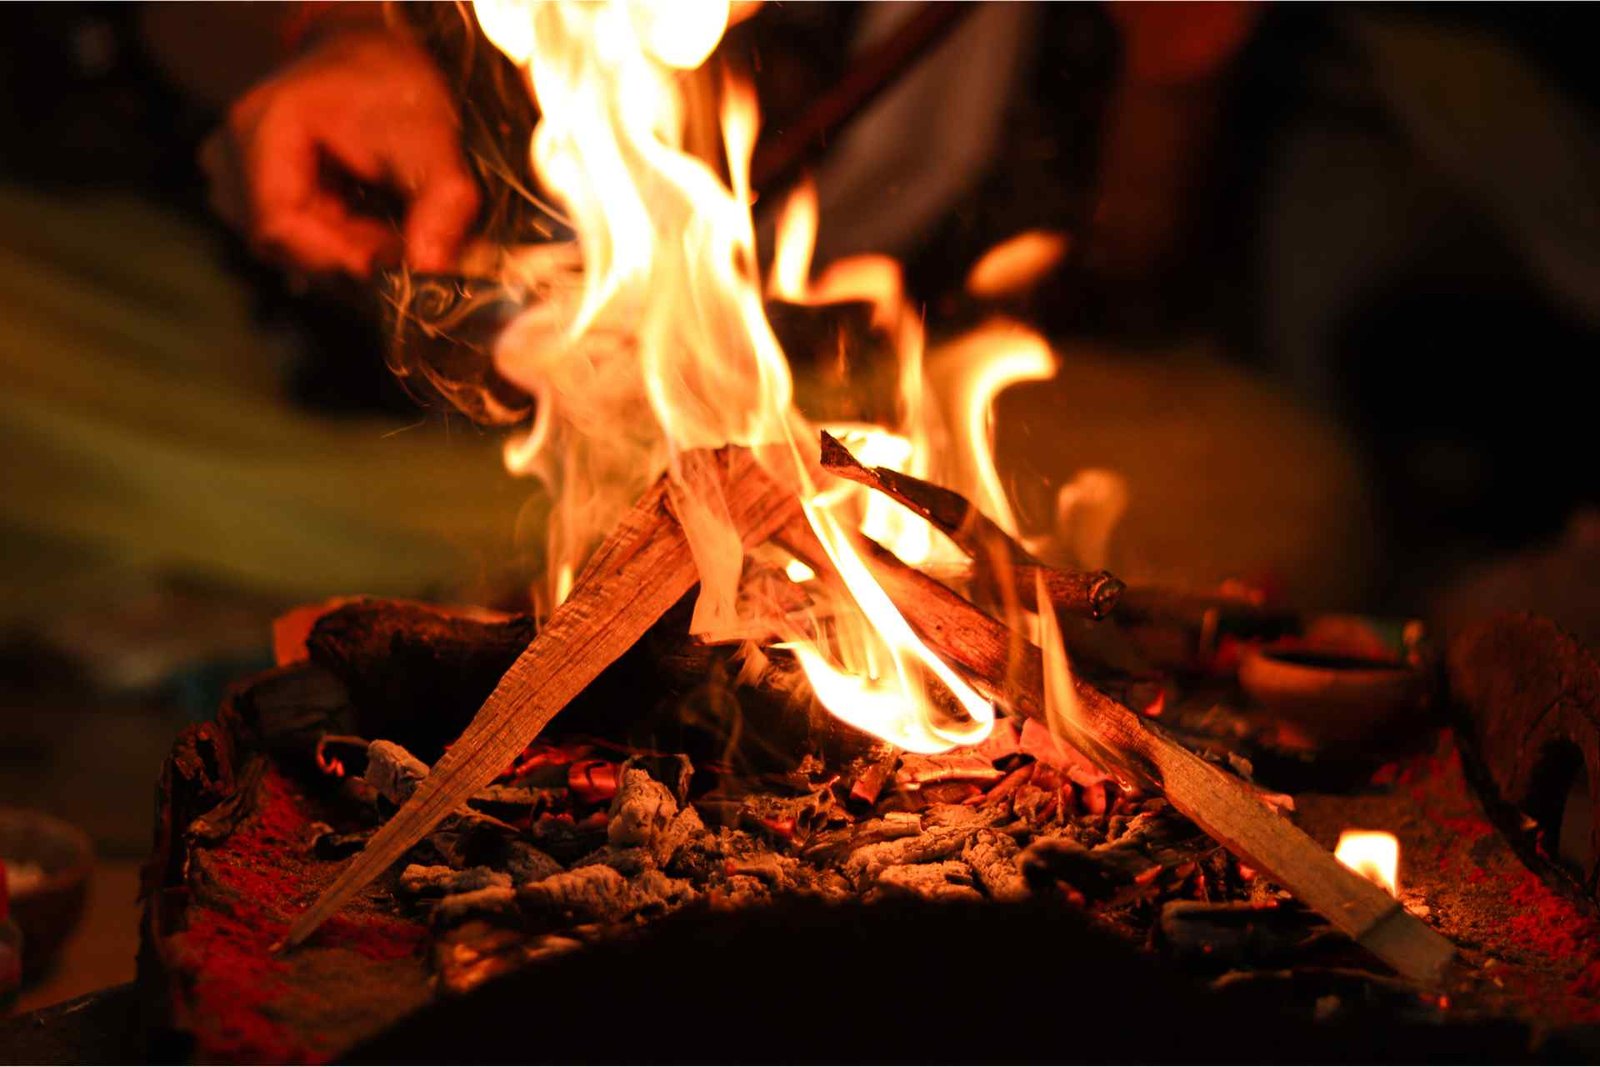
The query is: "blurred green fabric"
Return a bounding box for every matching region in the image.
[0,183,536,629]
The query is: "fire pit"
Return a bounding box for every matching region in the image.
[141,596,1600,1062]
[135,1,1600,1061]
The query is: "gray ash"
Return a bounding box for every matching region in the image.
[331,718,1244,998]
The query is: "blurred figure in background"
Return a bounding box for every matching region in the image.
[0,4,532,693]
[3,1,1597,678]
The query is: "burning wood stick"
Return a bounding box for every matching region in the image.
[819,431,1123,620]
[864,543,1454,984]
[282,449,800,948]
[774,505,1454,985]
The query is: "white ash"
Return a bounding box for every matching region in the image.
[844,824,980,887]
[869,861,984,903]
[517,863,696,923]
[348,720,1226,1001]
[963,830,1028,903]
[365,740,429,806]
[607,765,682,862]
[432,886,519,926]
[801,813,922,864]
[400,864,511,898]
[517,865,635,923]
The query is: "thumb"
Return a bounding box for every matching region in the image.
[405,171,481,273]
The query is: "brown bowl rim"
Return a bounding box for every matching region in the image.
[0,805,95,900]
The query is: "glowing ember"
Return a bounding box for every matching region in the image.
[1336,829,1400,897]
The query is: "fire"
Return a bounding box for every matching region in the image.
[927,321,1055,538]
[470,0,1073,753]
[1336,830,1400,897]
[768,178,818,303]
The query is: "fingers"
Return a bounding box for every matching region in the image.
[231,99,402,276]
[404,170,481,273]
[386,111,481,273]
[256,198,400,276]
[206,28,479,278]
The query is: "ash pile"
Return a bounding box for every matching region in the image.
[280,599,1404,1007]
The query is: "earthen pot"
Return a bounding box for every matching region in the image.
[1238,646,1427,751]
[0,807,93,978]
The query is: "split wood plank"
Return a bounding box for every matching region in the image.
[283,449,799,947]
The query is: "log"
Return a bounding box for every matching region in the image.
[773,507,1455,984]
[818,430,1123,620]
[304,600,537,761]
[282,449,800,947]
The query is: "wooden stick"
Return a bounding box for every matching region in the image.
[819,431,1124,620]
[282,449,799,948]
[776,512,1455,984]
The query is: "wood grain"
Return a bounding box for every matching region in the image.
[284,450,799,947]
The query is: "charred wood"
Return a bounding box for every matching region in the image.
[819,430,1123,621]
[1158,901,1334,972]
[366,740,429,807]
[1447,614,1600,902]
[800,813,923,865]
[845,825,978,886]
[306,600,537,761]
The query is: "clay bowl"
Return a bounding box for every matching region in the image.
[1237,646,1427,751]
[0,807,93,978]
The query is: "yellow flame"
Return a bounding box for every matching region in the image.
[1335,830,1400,897]
[930,321,1056,537]
[474,0,997,751]
[626,0,729,70]
[769,179,818,302]
[1051,468,1128,571]
[1037,573,1082,738]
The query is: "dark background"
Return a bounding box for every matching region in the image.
[5,2,1594,605]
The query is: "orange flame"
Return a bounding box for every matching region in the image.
[769,179,818,303]
[1335,829,1400,897]
[471,1,1087,755]
[928,320,1055,537]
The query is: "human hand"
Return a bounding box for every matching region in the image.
[202,25,480,277]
